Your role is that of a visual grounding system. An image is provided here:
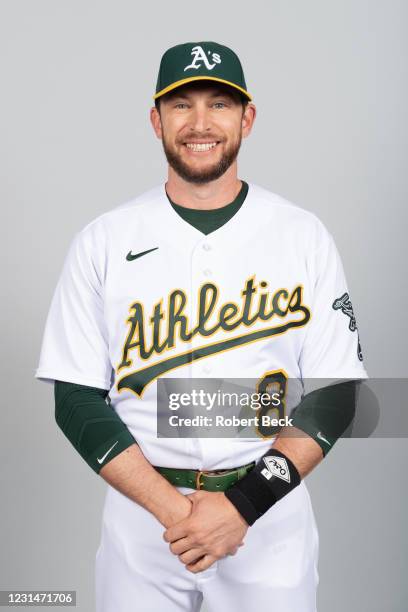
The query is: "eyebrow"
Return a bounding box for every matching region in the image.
[169,89,236,101]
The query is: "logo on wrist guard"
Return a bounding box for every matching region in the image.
[261,456,291,483]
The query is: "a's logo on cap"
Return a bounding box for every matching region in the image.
[184,45,221,72]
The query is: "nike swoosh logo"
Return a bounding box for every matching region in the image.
[317,432,332,446]
[97,440,119,464]
[126,247,158,261]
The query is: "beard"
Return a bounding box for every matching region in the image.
[161,132,242,184]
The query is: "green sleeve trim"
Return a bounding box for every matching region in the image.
[54,381,136,474]
[290,381,357,456]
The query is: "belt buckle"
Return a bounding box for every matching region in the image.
[195,470,205,490]
[195,465,253,490]
[196,470,209,491]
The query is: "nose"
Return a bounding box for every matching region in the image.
[188,103,212,133]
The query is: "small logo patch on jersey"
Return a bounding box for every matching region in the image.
[184,45,222,72]
[262,456,291,483]
[332,292,364,361]
[126,247,158,262]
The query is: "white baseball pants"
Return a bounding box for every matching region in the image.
[95,481,319,612]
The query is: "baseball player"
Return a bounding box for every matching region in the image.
[36,41,368,612]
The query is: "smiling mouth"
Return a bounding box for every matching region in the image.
[183,141,220,152]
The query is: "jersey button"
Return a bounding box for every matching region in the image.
[203,365,212,374]
[203,268,212,277]
[202,243,212,251]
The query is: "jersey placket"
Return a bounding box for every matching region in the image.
[190,236,232,469]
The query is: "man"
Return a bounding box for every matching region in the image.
[36,41,367,611]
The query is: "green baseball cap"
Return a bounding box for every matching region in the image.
[154,41,252,101]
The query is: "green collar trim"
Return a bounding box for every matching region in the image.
[166,180,249,235]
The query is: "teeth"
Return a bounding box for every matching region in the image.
[186,142,217,151]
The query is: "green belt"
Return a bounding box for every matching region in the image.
[155,462,255,492]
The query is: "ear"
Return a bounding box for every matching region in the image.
[241,103,257,139]
[150,106,163,139]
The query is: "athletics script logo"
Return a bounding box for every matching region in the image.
[184,45,222,71]
[116,276,311,396]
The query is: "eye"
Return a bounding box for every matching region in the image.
[213,101,227,109]
[174,102,189,109]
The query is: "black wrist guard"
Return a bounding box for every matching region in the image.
[225,450,301,526]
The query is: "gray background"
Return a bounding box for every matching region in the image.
[1,0,407,610]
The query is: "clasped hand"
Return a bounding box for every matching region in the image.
[163,491,248,573]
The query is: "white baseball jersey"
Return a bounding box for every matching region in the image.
[36,182,367,470]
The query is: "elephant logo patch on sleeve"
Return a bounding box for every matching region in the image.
[332,292,363,361]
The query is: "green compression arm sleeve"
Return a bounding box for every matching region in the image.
[290,380,357,456]
[54,380,136,473]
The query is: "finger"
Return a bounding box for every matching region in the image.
[179,548,205,565]
[186,555,217,574]
[163,522,188,543]
[169,537,193,555]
